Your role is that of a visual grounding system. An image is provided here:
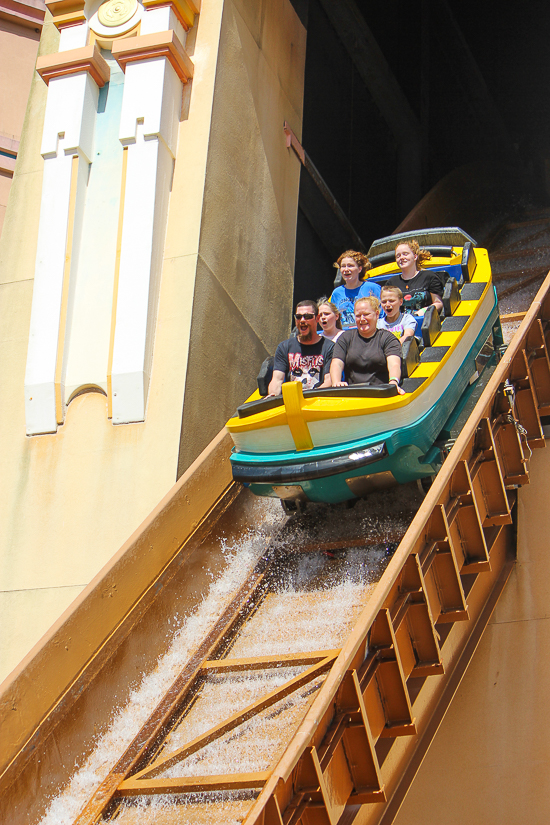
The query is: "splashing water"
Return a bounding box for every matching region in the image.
[38,531,270,825]
[38,500,402,825]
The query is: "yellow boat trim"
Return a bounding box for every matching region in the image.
[227,270,492,435]
[282,381,314,451]
[434,331,460,347]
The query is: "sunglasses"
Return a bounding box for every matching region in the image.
[294,313,316,320]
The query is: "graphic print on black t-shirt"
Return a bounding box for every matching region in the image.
[288,351,325,389]
[386,269,445,311]
[273,337,334,390]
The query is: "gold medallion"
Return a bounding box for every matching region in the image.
[97,0,138,28]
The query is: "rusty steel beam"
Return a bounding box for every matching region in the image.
[125,655,338,785]
[283,121,367,251]
[501,311,527,323]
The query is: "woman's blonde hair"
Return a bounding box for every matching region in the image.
[354,296,380,314]
[334,249,371,280]
[317,298,343,329]
[394,239,432,269]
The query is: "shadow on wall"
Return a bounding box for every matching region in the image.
[394,161,544,245]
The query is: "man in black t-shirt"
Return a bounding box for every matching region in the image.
[267,300,334,396]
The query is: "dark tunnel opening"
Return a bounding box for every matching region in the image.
[291,0,550,304]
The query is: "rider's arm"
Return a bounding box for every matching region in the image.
[387,354,405,395]
[330,358,347,387]
[267,370,286,396]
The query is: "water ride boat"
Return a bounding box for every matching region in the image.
[226,228,503,508]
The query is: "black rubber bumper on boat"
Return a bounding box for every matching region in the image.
[232,444,387,484]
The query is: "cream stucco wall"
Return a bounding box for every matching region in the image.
[394,445,550,825]
[0,0,305,681]
[0,18,42,237]
[177,0,305,471]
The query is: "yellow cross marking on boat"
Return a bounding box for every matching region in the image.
[282,381,314,451]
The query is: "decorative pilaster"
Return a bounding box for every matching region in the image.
[25,51,109,434]
[25,0,197,432]
[36,43,111,87]
[107,28,193,424]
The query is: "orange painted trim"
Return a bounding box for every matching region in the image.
[0,136,17,174]
[112,29,194,83]
[141,0,197,31]
[36,44,110,87]
[0,155,15,174]
[46,0,85,28]
[54,154,79,426]
[107,146,129,419]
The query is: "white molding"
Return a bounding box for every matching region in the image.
[140,5,185,44]
[111,55,182,424]
[25,73,99,435]
[58,20,88,51]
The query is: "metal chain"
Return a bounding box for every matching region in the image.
[503,379,532,460]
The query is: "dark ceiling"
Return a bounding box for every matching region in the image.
[292,0,550,301]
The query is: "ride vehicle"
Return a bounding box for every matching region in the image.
[226,228,503,509]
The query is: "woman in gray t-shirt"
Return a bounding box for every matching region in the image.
[330,297,404,394]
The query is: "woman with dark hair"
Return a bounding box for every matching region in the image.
[330,249,381,330]
[387,239,444,316]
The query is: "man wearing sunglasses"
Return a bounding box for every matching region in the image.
[267,300,334,396]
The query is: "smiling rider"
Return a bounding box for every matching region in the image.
[386,240,444,317]
[330,250,381,330]
[267,300,334,396]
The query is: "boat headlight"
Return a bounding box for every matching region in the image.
[349,443,386,462]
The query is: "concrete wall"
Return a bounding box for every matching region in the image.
[394,445,550,825]
[0,15,43,236]
[177,0,304,472]
[0,0,305,682]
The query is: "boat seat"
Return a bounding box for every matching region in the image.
[461,241,477,282]
[257,356,274,396]
[369,245,454,269]
[443,276,461,316]
[421,304,442,347]
[401,336,421,378]
[237,382,399,418]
